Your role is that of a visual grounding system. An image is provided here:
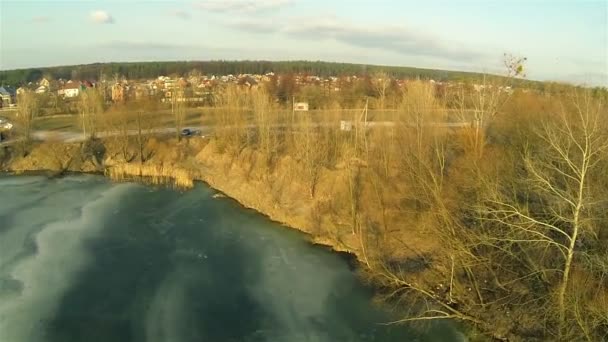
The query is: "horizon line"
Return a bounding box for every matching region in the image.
[2,59,601,87]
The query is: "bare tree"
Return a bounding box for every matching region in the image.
[15,90,39,147]
[171,84,186,141]
[212,85,250,154]
[481,90,608,339]
[292,112,327,198]
[101,105,134,162]
[78,87,104,138]
[359,80,504,337]
[135,109,147,163]
[134,99,160,163]
[451,54,527,157]
[371,71,391,111]
[251,88,278,166]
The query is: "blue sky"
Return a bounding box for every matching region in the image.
[1,0,606,85]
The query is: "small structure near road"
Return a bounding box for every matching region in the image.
[0,116,14,142]
[340,120,353,131]
[294,102,309,112]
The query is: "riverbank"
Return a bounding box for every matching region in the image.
[0,138,363,260]
[0,137,484,340]
[3,137,437,261]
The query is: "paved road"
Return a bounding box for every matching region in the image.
[30,126,211,143]
[0,126,211,146]
[0,120,474,147]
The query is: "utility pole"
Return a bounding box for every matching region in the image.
[364,97,369,126]
[363,97,369,154]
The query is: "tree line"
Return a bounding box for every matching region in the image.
[1,60,532,86]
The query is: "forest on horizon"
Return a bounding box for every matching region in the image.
[1,60,537,86]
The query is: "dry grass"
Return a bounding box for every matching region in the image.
[106,162,194,189]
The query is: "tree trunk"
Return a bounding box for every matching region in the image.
[558,169,586,339]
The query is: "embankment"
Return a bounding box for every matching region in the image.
[1,137,438,268]
[1,138,464,335]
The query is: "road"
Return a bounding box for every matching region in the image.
[0,120,474,147]
[31,126,212,143]
[0,126,211,146]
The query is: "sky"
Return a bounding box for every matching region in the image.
[0,0,606,85]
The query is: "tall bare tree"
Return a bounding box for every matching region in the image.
[171,84,186,140]
[251,88,278,166]
[292,112,327,198]
[212,85,249,154]
[78,87,104,139]
[481,90,608,340]
[101,105,134,162]
[371,71,391,111]
[451,53,527,157]
[15,90,39,147]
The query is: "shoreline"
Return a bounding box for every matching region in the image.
[0,138,481,340]
[0,167,360,258]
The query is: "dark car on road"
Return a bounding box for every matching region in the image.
[181,128,201,137]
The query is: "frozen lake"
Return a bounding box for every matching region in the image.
[0,175,462,342]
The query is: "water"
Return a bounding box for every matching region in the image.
[0,175,463,342]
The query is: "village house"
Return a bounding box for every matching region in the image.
[0,87,15,107]
[59,80,96,98]
[39,77,51,89]
[59,81,81,98]
[0,86,16,107]
[16,86,27,96]
[35,85,48,94]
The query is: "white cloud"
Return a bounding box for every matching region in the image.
[229,19,278,33]
[289,20,485,62]
[90,10,114,24]
[102,41,200,50]
[194,0,294,13]
[32,16,51,23]
[170,10,191,20]
[224,16,488,64]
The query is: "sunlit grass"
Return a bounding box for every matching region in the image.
[106,162,194,189]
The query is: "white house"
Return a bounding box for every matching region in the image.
[39,78,51,88]
[60,81,80,98]
[35,85,48,94]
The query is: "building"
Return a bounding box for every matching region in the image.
[35,85,48,94]
[39,78,51,88]
[59,81,80,98]
[0,86,16,107]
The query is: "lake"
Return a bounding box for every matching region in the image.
[0,175,463,342]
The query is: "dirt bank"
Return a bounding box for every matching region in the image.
[2,137,437,266]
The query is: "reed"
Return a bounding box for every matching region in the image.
[106,162,194,189]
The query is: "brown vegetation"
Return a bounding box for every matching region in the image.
[106,162,193,189]
[198,78,608,341]
[14,89,40,153]
[3,64,607,341]
[78,87,104,138]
